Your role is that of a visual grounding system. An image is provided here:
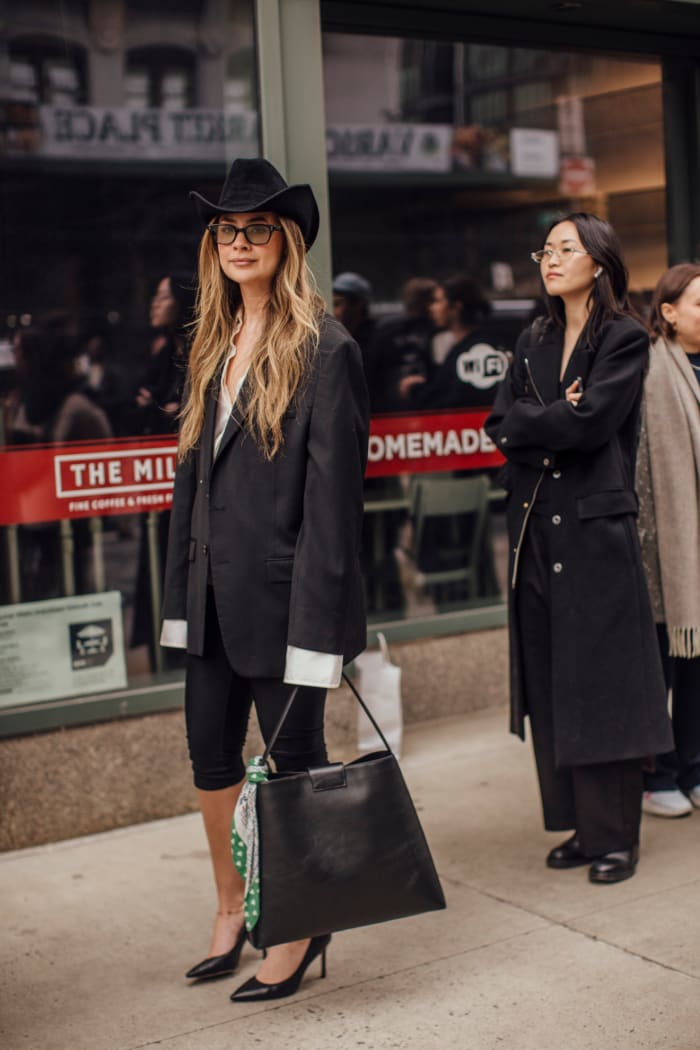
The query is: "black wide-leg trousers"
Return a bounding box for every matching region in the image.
[184,588,328,790]
[516,517,642,857]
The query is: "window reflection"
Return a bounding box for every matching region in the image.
[0,0,259,703]
[323,31,667,623]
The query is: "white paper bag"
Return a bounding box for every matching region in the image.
[354,632,403,758]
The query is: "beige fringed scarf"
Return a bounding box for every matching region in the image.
[642,337,700,657]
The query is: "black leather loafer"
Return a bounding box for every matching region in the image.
[546,833,590,869]
[588,845,639,884]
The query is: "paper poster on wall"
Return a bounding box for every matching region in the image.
[509,128,559,178]
[0,591,127,708]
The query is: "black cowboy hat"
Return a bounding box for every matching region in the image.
[190,157,319,250]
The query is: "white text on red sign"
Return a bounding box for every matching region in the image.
[54,447,177,498]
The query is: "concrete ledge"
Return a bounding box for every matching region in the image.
[0,627,507,850]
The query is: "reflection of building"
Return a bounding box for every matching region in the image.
[2,0,700,848]
[2,1,258,346]
[323,33,669,297]
[6,0,257,110]
[4,1,258,163]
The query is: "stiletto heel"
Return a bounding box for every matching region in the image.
[230,934,332,1002]
[186,924,248,981]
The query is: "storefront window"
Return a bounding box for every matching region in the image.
[323,31,667,625]
[0,0,259,715]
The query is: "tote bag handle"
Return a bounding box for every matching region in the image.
[261,671,393,765]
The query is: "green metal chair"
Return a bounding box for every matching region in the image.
[410,474,491,600]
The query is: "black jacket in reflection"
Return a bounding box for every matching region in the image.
[128,331,187,437]
[366,314,435,412]
[407,328,510,412]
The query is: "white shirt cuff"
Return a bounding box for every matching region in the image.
[160,619,188,648]
[283,646,343,688]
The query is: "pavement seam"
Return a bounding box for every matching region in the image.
[441,869,700,927]
[555,926,700,983]
[549,876,700,924]
[442,874,700,984]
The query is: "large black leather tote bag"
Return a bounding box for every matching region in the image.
[249,673,446,949]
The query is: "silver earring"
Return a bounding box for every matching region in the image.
[594,267,603,279]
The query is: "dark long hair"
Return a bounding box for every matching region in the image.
[443,275,491,327]
[162,271,197,337]
[649,262,700,340]
[540,212,637,346]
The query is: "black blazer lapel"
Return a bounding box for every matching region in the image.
[199,386,218,471]
[561,342,595,391]
[212,378,249,465]
[524,328,562,405]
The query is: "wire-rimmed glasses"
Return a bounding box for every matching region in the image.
[530,247,589,264]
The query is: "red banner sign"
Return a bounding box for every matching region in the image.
[365,409,503,477]
[0,436,179,526]
[0,410,503,525]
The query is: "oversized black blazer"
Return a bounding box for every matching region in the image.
[485,316,673,768]
[162,314,370,677]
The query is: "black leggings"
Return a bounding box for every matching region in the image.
[184,590,328,790]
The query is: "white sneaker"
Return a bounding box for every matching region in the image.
[687,785,700,809]
[642,789,692,817]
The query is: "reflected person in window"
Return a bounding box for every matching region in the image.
[367,277,437,411]
[130,273,195,668]
[8,320,112,601]
[399,276,508,410]
[130,273,194,438]
[485,213,672,884]
[160,158,369,1001]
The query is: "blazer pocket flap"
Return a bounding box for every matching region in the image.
[577,490,638,519]
[265,556,295,582]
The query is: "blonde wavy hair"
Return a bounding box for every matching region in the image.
[178,216,325,461]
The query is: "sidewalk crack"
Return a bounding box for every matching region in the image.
[445,874,700,984]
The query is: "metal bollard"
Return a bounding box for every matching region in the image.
[146,511,164,673]
[89,517,106,592]
[60,518,76,596]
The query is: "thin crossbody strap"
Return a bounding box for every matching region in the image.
[261,671,393,764]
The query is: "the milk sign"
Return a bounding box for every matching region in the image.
[54,445,177,514]
[0,438,181,525]
[327,123,451,172]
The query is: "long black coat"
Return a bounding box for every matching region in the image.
[485,316,672,767]
[162,315,370,677]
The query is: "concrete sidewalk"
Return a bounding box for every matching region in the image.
[2,703,700,1050]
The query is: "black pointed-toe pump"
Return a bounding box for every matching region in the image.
[185,924,248,981]
[230,934,331,1003]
